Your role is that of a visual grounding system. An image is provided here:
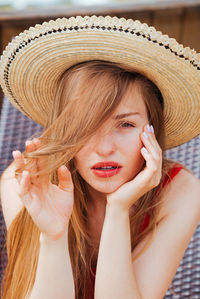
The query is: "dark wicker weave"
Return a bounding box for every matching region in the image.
[0,97,42,296]
[0,96,200,298]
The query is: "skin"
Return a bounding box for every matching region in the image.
[75,82,149,195]
[11,80,162,240]
[75,81,161,219]
[3,80,200,299]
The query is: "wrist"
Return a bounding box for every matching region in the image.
[105,202,129,219]
[40,229,69,246]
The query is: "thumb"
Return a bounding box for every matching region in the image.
[18,170,40,215]
[57,165,74,192]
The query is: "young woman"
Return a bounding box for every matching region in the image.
[0,16,200,299]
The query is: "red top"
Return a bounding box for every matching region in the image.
[139,164,183,233]
[85,164,183,299]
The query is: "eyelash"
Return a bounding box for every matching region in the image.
[118,121,135,128]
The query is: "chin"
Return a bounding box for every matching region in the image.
[90,181,124,194]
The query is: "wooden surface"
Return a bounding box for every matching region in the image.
[1,0,200,21]
[0,0,200,110]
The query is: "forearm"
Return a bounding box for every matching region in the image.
[95,204,142,299]
[28,228,75,299]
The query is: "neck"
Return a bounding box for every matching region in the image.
[86,184,107,215]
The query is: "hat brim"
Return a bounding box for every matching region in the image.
[1,16,200,149]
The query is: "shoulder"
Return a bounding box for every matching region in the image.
[157,167,200,223]
[0,161,23,230]
[132,168,200,299]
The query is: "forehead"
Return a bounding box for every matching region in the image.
[116,81,147,114]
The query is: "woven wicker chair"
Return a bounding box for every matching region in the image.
[0,96,200,298]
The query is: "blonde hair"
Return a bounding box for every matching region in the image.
[1,60,175,299]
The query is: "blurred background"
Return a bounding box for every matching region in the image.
[0,0,180,10]
[0,2,200,298]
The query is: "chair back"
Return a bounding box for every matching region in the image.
[0,96,200,298]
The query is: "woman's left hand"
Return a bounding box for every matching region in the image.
[107,124,162,211]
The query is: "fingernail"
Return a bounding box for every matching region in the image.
[25,140,31,146]
[60,165,66,171]
[22,170,29,178]
[12,150,20,158]
[150,125,154,134]
[147,124,151,133]
[12,150,17,156]
[142,147,148,154]
[143,132,149,139]
[22,170,27,179]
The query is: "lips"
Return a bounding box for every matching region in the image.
[91,161,122,178]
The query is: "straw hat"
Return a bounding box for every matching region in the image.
[0,15,200,149]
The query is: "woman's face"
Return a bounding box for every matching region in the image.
[74,81,149,195]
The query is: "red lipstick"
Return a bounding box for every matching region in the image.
[91,161,122,178]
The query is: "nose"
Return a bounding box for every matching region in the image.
[95,131,116,157]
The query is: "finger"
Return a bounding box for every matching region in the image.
[141,131,158,157]
[30,138,43,170]
[25,140,36,153]
[12,150,25,170]
[37,155,47,172]
[141,131,161,160]
[144,124,161,152]
[32,138,42,149]
[25,139,41,178]
[18,170,31,199]
[25,138,42,152]
[25,139,48,190]
[144,125,156,146]
[58,165,74,192]
[12,150,25,183]
[141,147,162,186]
[141,146,154,174]
[141,143,162,170]
[19,171,41,216]
[146,124,154,135]
[30,139,49,186]
[36,158,49,187]
[25,138,41,167]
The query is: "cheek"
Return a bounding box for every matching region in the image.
[116,130,143,152]
[74,148,87,171]
[74,144,93,173]
[127,143,144,167]
[119,132,144,174]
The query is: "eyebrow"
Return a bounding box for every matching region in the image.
[113,112,140,120]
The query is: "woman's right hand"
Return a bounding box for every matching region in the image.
[12,138,74,240]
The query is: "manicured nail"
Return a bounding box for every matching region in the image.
[12,150,20,158]
[147,124,151,133]
[142,147,148,154]
[60,165,67,171]
[12,150,17,156]
[25,140,31,146]
[150,125,154,133]
[143,132,149,139]
[22,170,28,179]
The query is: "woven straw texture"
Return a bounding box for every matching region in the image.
[1,16,200,149]
[0,96,200,298]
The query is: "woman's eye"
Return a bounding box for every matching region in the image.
[119,122,135,128]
